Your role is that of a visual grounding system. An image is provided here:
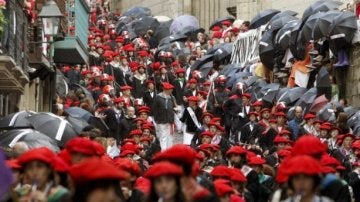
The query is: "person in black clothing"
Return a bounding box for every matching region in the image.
[142,80,156,109]
[180,96,203,145]
[239,111,262,145]
[65,65,81,84]
[172,68,187,106]
[118,106,136,141]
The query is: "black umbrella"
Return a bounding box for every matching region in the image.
[268,10,298,22]
[295,87,317,110]
[69,84,95,106]
[312,10,342,40]
[289,22,302,59]
[190,54,214,71]
[0,129,59,152]
[347,111,360,128]
[295,30,308,60]
[278,87,307,105]
[65,107,92,121]
[26,113,77,147]
[266,15,298,31]
[344,106,358,118]
[115,16,134,34]
[244,76,260,87]
[329,11,357,54]
[353,123,360,136]
[131,16,160,36]
[177,26,205,41]
[56,70,68,98]
[66,115,90,134]
[227,71,252,88]
[262,89,280,103]
[316,103,333,121]
[213,43,233,62]
[302,0,340,20]
[0,111,35,130]
[153,20,173,43]
[259,31,276,70]
[122,6,151,18]
[250,9,280,29]
[220,63,241,76]
[198,61,213,78]
[275,20,301,51]
[316,66,331,88]
[88,116,110,137]
[302,12,324,42]
[209,16,235,30]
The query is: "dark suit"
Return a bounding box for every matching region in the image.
[239,122,262,145]
[172,79,186,105]
[142,90,156,108]
[180,107,202,133]
[104,108,123,140]
[118,116,135,141]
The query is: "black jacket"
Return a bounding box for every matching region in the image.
[180,107,202,133]
[172,79,186,105]
[239,122,262,144]
[152,92,175,124]
[143,90,156,108]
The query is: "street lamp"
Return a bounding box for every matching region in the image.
[38,0,63,36]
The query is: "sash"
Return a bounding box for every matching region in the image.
[187,107,202,129]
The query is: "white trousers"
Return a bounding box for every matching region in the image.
[156,123,174,151]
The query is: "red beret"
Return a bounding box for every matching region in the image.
[203,80,211,86]
[212,31,223,39]
[146,80,155,85]
[187,96,199,102]
[137,50,148,57]
[320,154,341,167]
[273,136,291,144]
[226,146,247,157]
[152,144,197,166]
[115,36,124,43]
[129,129,143,136]
[210,165,232,179]
[213,180,234,197]
[175,68,186,74]
[252,101,263,107]
[140,136,152,144]
[151,62,161,70]
[211,26,222,32]
[129,61,139,69]
[278,130,292,137]
[6,159,22,169]
[114,158,141,176]
[66,137,97,156]
[292,136,327,156]
[144,161,183,179]
[260,108,271,114]
[207,121,222,130]
[352,140,360,150]
[304,113,316,120]
[171,61,180,67]
[248,111,258,117]
[162,82,174,90]
[320,124,331,131]
[221,20,232,26]
[277,149,292,158]
[282,155,323,176]
[120,85,133,91]
[248,156,266,165]
[81,70,92,75]
[230,168,247,183]
[199,131,214,139]
[69,157,129,184]
[230,27,240,33]
[138,105,151,111]
[201,112,214,119]
[18,147,55,166]
[275,112,286,117]
[53,156,71,173]
[114,97,125,103]
[188,78,198,84]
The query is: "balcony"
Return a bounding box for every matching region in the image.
[0,0,30,93]
[53,0,89,65]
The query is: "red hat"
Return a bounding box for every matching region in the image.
[275,112,286,117]
[230,27,240,33]
[70,157,129,184]
[351,140,360,150]
[129,129,143,136]
[137,50,148,57]
[304,113,316,120]
[81,70,91,75]
[313,120,323,124]
[320,124,331,131]
[207,121,222,130]
[230,168,247,183]
[152,144,197,167]
[144,161,183,179]
[120,150,136,157]
[212,31,223,39]
[188,78,198,84]
[269,118,277,123]
[211,117,221,123]
[146,80,155,85]
[211,26,221,32]
[66,137,97,156]
[53,156,71,173]
[203,80,211,86]
[129,61,139,69]
[225,146,247,157]
[175,68,186,74]
[114,158,141,176]
[115,36,124,43]
[213,180,234,197]
[18,147,55,166]
[171,61,180,67]
[277,149,292,158]
[162,82,174,90]
[151,62,161,70]
[199,131,214,139]
[252,101,263,107]
[273,136,291,144]
[187,96,199,102]
[6,159,22,169]
[210,165,232,179]
[120,85,133,91]
[201,112,214,119]
[340,133,356,142]
[292,136,327,156]
[278,130,292,137]
[282,155,323,176]
[221,20,232,26]
[260,108,271,114]
[114,97,125,103]
[248,111,258,117]
[140,136,152,144]
[320,154,341,167]
[248,156,266,165]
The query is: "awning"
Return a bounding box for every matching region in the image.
[53,37,88,65]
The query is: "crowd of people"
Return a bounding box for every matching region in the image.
[1,1,360,202]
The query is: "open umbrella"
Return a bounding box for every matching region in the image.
[198,61,213,78]
[295,30,308,60]
[0,129,59,152]
[131,16,160,36]
[122,6,151,18]
[26,113,77,147]
[220,63,241,76]
[88,116,110,137]
[266,15,298,31]
[289,22,302,59]
[316,66,331,88]
[347,111,360,128]
[56,70,68,98]
[209,16,235,30]
[0,110,35,130]
[278,87,307,105]
[352,123,360,136]
[69,84,95,106]
[344,106,358,118]
[190,54,214,71]
[66,115,90,134]
[65,107,92,121]
[153,20,172,43]
[213,43,233,62]
[259,31,276,69]
[268,10,298,22]
[329,11,357,54]
[302,0,340,20]
[262,88,280,103]
[294,87,317,110]
[249,9,280,29]
[170,15,199,35]
[301,12,324,42]
[226,71,252,88]
[310,95,329,112]
[177,26,205,41]
[312,10,342,40]
[275,20,301,51]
